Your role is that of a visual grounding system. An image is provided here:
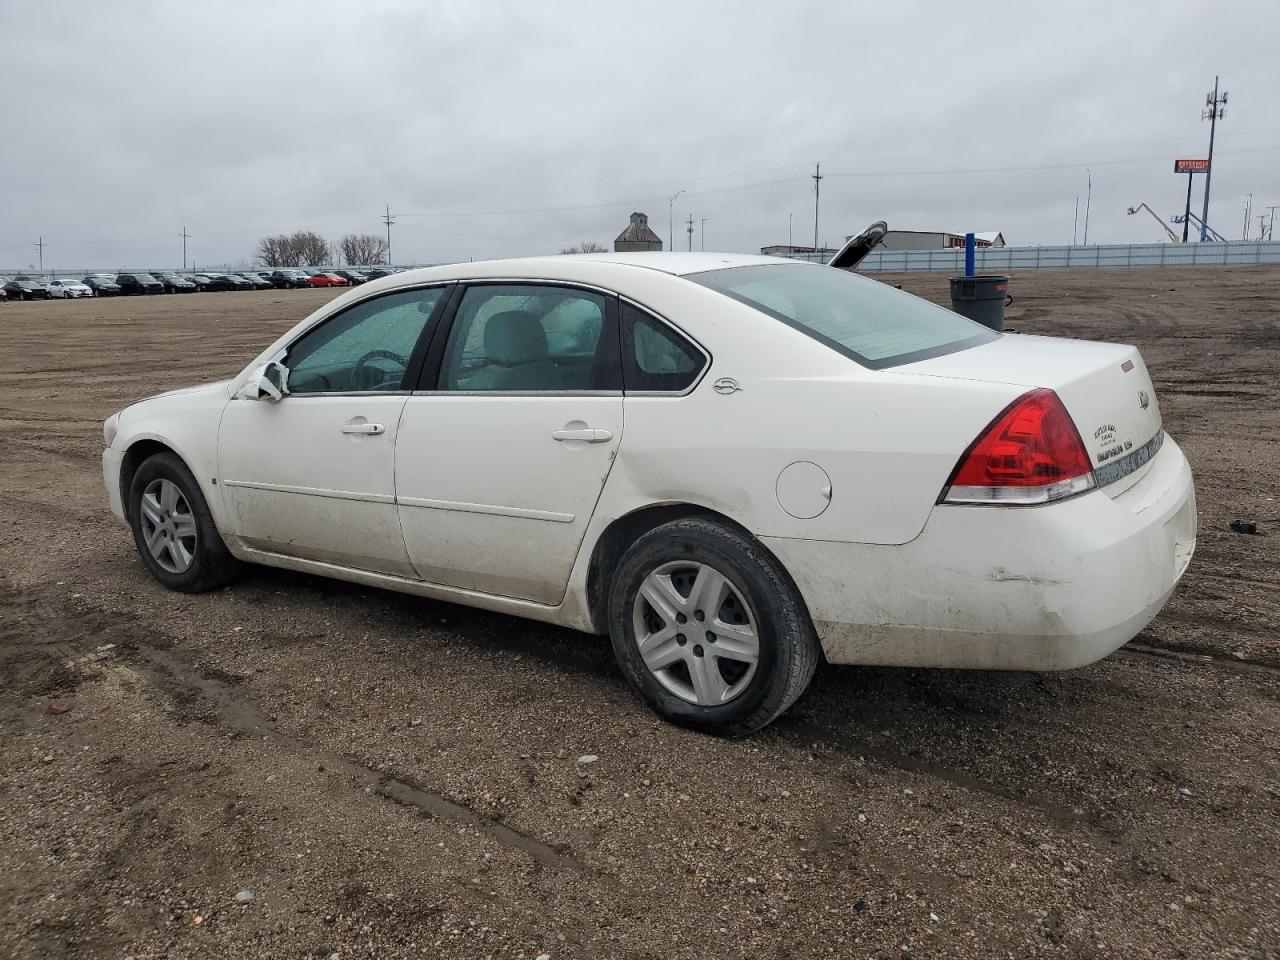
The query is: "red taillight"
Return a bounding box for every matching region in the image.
[942,388,1096,505]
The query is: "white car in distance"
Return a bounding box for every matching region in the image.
[48,279,93,298]
[101,253,1196,735]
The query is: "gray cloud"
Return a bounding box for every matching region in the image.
[2,0,1277,270]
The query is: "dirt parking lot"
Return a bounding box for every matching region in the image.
[1,269,1277,960]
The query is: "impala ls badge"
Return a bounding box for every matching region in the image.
[713,377,742,395]
[1138,390,1150,410]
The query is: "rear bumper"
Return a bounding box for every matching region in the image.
[764,436,1196,671]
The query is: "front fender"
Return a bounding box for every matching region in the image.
[111,387,232,531]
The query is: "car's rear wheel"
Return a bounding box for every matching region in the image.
[607,518,820,736]
[127,452,240,592]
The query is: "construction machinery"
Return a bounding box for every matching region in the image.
[1126,203,1181,242]
[1170,211,1228,242]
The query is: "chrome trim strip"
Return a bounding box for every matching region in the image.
[1094,429,1165,488]
[276,391,413,399]
[396,495,574,524]
[409,390,622,398]
[222,479,395,505]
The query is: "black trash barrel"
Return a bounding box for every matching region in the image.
[949,275,1010,331]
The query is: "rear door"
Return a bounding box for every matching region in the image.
[394,282,623,604]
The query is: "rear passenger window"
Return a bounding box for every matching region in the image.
[439,285,609,392]
[622,303,704,393]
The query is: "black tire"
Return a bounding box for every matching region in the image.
[127,452,240,593]
[607,518,820,737]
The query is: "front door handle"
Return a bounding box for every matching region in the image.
[341,421,385,436]
[553,427,613,443]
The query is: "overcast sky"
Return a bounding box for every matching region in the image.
[2,0,1277,270]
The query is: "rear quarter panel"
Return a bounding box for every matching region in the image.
[591,278,1024,546]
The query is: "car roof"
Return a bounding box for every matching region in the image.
[375,252,806,290]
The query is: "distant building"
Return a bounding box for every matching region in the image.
[615,212,663,252]
[876,230,1006,250]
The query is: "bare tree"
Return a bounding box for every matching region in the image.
[255,230,333,267]
[294,231,331,266]
[559,241,609,254]
[256,234,291,267]
[339,233,390,266]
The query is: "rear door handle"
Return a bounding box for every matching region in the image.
[341,421,385,436]
[553,427,613,443]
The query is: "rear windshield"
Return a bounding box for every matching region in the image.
[688,263,998,369]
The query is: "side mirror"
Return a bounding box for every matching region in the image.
[239,360,289,402]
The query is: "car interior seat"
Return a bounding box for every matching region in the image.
[465,311,562,390]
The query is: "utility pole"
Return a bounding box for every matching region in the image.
[788,212,794,249]
[1266,205,1279,241]
[179,227,190,270]
[812,162,823,252]
[36,236,45,273]
[667,189,683,252]
[686,214,694,252]
[382,204,396,264]
[1201,76,1227,241]
[701,218,707,252]
[1258,214,1269,241]
[1083,169,1092,245]
[1242,193,1253,240]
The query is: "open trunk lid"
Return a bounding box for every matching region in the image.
[896,333,1165,495]
[828,221,888,270]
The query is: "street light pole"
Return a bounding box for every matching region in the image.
[788,212,794,249]
[668,190,684,252]
[1083,169,1092,245]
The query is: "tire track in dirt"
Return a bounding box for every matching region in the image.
[776,718,1123,836]
[2,580,594,879]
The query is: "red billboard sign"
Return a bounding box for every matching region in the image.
[1174,159,1210,173]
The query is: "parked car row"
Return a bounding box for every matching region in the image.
[0,267,402,301]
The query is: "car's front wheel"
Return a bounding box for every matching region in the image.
[127,452,240,592]
[608,518,820,736]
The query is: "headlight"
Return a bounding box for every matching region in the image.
[103,412,120,448]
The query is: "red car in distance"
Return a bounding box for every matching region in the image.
[306,272,349,288]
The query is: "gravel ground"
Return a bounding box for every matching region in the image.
[0,270,1277,960]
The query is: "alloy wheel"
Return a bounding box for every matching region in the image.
[139,478,198,574]
[631,561,760,706]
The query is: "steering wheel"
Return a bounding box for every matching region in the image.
[353,349,410,390]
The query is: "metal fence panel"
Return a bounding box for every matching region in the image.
[842,241,1280,272]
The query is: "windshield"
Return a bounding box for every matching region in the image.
[688,263,998,369]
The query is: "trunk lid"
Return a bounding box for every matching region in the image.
[828,220,888,270]
[896,333,1164,495]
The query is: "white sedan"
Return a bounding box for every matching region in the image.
[48,278,93,298]
[101,253,1196,735]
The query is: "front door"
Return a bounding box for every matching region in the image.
[218,285,448,576]
[395,283,623,604]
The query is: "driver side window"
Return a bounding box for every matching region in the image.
[286,287,445,394]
